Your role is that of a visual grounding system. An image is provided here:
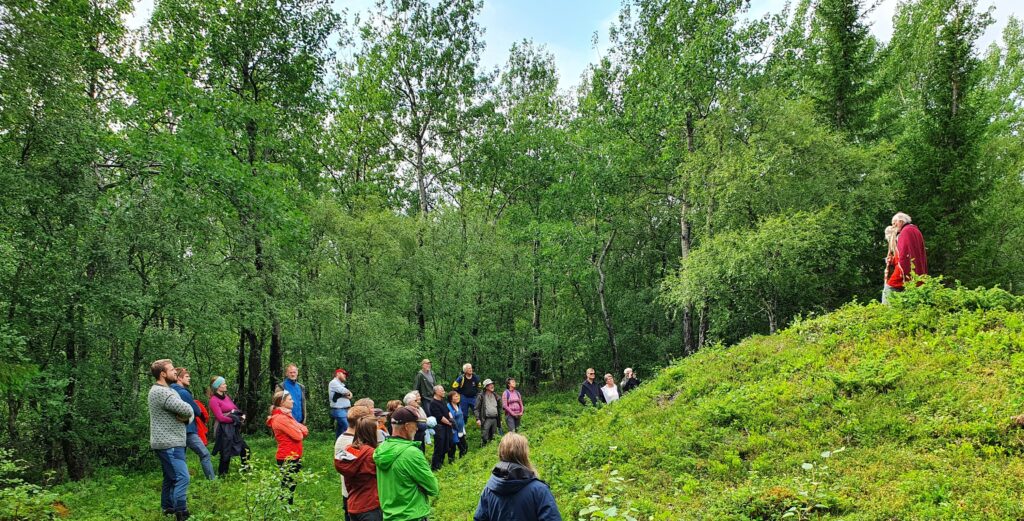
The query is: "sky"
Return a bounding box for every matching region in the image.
[127,0,1023,90]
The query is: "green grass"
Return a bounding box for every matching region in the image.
[53,282,1024,520]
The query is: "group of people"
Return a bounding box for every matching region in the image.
[147,357,564,520]
[577,367,641,406]
[882,211,928,304]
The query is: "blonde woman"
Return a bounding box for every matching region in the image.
[473,433,562,521]
[882,225,903,304]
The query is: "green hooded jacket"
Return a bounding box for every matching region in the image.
[373,437,439,520]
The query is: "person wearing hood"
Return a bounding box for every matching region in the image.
[474,379,502,446]
[267,390,308,505]
[335,416,383,521]
[374,406,439,521]
[473,432,561,521]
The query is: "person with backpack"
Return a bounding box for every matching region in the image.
[473,432,562,521]
[266,390,308,505]
[501,378,524,433]
[335,416,383,521]
[452,363,481,422]
[374,406,439,521]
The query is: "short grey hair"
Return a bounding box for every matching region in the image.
[462,363,472,372]
[892,212,912,225]
[403,391,420,405]
[433,384,445,394]
[623,367,633,376]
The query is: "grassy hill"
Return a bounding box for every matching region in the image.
[45,282,1024,520]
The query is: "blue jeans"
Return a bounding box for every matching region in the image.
[458,396,475,424]
[331,408,349,438]
[154,447,190,513]
[185,432,215,480]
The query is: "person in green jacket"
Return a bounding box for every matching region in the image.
[374,405,439,521]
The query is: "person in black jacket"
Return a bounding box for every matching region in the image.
[427,385,454,471]
[577,368,604,406]
[620,368,641,395]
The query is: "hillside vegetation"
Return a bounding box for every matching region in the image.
[435,282,1024,520]
[44,282,1024,520]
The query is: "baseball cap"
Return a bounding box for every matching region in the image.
[335,368,348,377]
[482,378,494,386]
[390,406,419,424]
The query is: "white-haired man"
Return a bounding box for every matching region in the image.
[891,212,928,283]
[452,362,480,423]
[620,368,641,394]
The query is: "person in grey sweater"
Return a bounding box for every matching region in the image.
[148,359,195,521]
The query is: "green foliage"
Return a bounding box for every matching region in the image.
[0,448,56,521]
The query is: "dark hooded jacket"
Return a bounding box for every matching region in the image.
[473,462,562,521]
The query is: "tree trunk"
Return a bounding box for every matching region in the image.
[595,229,620,374]
[244,328,262,430]
[62,303,85,480]
[236,326,247,401]
[268,318,282,393]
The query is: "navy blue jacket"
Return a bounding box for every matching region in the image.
[170,383,201,434]
[473,462,562,521]
[577,379,604,406]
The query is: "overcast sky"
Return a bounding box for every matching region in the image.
[127,0,1023,90]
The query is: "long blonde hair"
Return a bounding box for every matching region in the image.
[497,432,536,475]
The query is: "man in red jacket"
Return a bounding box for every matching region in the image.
[892,212,928,283]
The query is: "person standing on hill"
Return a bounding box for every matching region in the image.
[577,368,604,407]
[882,225,904,304]
[475,379,502,446]
[171,367,215,480]
[892,212,928,283]
[502,378,524,433]
[473,432,562,521]
[620,368,641,394]
[374,406,439,521]
[208,376,250,476]
[148,359,194,521]
[428,385,454,471]
[266,390,308,505]
[275,363,308,425]
[335,416,384,521]
[453,363,481,423]
[330,368,353,438]
[600,374,620,404]
[414,359,436,410]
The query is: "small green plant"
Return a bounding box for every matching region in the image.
[783,447,845,520]
[236,456,323,521]
[0,448,56,521]
[577,463,644,521]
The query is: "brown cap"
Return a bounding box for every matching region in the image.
[390,406,419,425]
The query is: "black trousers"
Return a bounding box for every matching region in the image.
[447,435,468,462]
[217,443,250,476]
[277,458,301,504]
[431,424,452,471]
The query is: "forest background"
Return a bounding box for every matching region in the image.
[2,0,1023,482]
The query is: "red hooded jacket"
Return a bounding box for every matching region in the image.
[334,444,380,514]
[266,408,308,461]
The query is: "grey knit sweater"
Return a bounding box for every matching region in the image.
[148,384,194,450]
